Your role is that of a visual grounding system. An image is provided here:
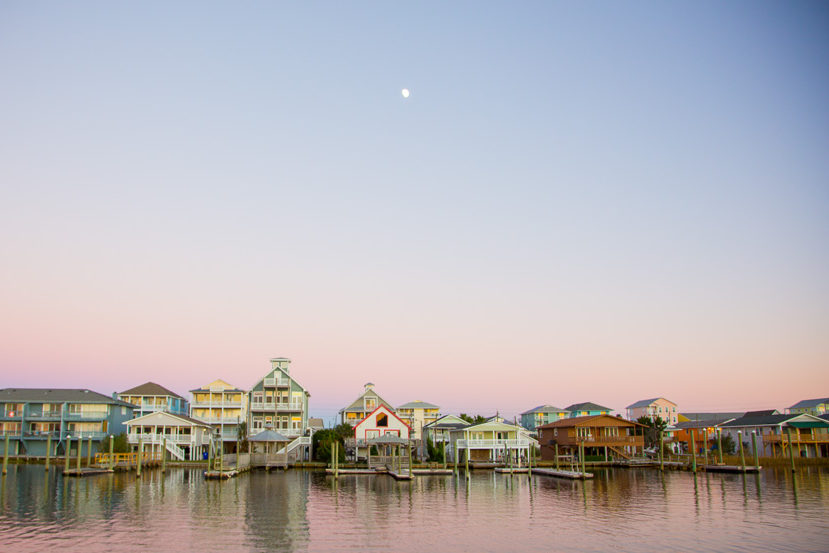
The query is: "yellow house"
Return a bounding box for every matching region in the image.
[190,379,248,453]
[449,421,537,464]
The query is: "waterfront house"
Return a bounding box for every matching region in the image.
[565,402,613,418]
[339,382,395,426]
[537,415,645,460]
[673,415,739,454]
[396,401,440,441]
[719,412,829,458]
[422,415,470,447]
[626,398,679,425]
[249,358,310,438]
[125,411,212,461]
[117,382,189,419]
[353,405,411,461]
[0,388,134,458]
[787,398,829,417]
[449,420,536,464]
[520,405,569,432]
[190,379,249,453]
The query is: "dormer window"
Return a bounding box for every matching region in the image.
[377,413,388,427]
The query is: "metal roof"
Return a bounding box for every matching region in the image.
[788,397,829,409]
[720,414,797,427]
[0,388,134,407]
[565,402,612,412]
[520,405,569,415]
[626,397,675,409]
[249,430,290,442]
[367,434,410,445]
[397,400,440,410]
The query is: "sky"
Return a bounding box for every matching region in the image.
[1,2,828,425]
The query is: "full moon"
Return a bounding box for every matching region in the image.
[401,88,410,98]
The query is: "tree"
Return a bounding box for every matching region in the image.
[636,416,668,448]
[426,437,444,463]
[312,429,345,463]
[459,414,487,425]
[237,421,249,453]
[97,433,129,454]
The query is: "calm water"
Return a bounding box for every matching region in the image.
[1,465,828,552]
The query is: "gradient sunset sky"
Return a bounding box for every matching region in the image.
[1,2,827,424]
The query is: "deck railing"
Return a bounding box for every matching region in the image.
[456,439,534,448]
[94,451,161,465]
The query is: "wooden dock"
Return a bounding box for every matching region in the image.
[412,468,454,475]
[325,468,385,475]
[703,465,761,473]
[387,470,414,480]
[63,468,114,477]
[532,468,593,480]
[495,467,529,474]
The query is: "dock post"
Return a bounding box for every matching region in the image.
[580,441,586,477]
[45,434,52,471]
[2,434,9,475]
[442,440,446,470]
[464,445,469,478]
[786,428,795,472]
[87,436,92,467]
[604,445,608,463]
[453,442,458,473]
[751,431,759,470]
[108,435,114,471]
[408,442,413,477]
[717,428,723,464]
[555,443,559,470]
[528,444,533,477]
[703,429,709,468]
[137,438,142,477]
[660,429,665,469]
[207,440,213,473]
[335,441,339,478]
[690,430,697,473]
[64,436,72,473]
[162,437,167,473]
[76,435,82,472]
[738,431,746,472]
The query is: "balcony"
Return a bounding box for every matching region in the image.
[190,401,243,409]
[251,401,303,412]
[26,411,63,420]
[263,377,291,388]
[128,433,210,446]
[763,433,829,444]
[23,431,61,440]
[456,439,534,448]
[197,416,243,425]
[65,431,107,440]
[64,411,107,421]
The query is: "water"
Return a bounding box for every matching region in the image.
[1,465,828,552]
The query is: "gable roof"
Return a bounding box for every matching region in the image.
[451,420,524,434]
[789,397,829,409]
[340,387,395,413]
[743,409,779,417]
[126,411,210,427]
[397,400,440,410]
[720,413,809,428]
[521,405,569,415]
[565,402,612,412]
[674,418,736,430]
[679,412,745,423]
[626,397,675,409]
[119,382,184,399]
[249,429,290,442]
[423,414,470,430]
[354,405,411,431]
[538,414,645,429]
[190,379,245,393]
[0,388,134,408]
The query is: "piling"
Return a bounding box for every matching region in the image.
[738,431,746,471]
[703,429,709,468]
[786,428,796,472]
[162,437,167,473]
[580,442,586,476]
[2,434,9,475]
[659,430,664,471]
[64,437,72,473]
[555,443,559,470]
[408,443,413,477]
[717,429,724,465]
[751,431,759,470]
[690,430,697,473]
[464,445,469,478]
[207,440,213,472]
[604,445,608,463]
[108,436,114,471]
[86,436,92,467]
[442,440,447,470]
[453,444,458,473]
[45,434,52,471]
[137,439,142,477]
[528,445,533,477]
[76,435,82,472]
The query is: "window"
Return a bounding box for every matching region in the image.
[377,413,388,427]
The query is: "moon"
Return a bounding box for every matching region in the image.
[401,88,410,99]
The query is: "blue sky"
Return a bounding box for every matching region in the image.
[1,2,828,422]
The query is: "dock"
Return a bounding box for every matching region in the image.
[412,468,454,475]
[532,468,593,480]
[703,465,761,473]
[494,467,529,474]
[386,470,414,480]
[63,467,114,477]
[325,468,385,475]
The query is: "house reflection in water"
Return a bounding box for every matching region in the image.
[243,470,311,551]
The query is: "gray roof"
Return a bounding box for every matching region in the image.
[340,388,395,413]
[397,400,440,410]
[789,397,829,409]
[720,414,798,428]
[626,398,675,409]
[674,418,735,430]
[423,415,470,430]
[565,402,612,412]
[820,414,829,421]
[0,388,134,408]
[367,434,410,445]
[119,382,185,399]
[680,412,745,422]
[249,430,290,442]
[521,405,569,415]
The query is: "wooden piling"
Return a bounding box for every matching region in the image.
[580,441,586,476]
[751,431,759,470]
[555,443,559,470]
[2,434,9,475]
[162,437,167,473]
[207,439,213,472]
[108,436,114,471]
[717,428,723,465]
[690,430,697,473]
[464,444,469,478]
[786,428,796,472]
[408,443,413,477]
[137,438,142,477]
[659,430,664,471]
[738,431,746,471]
[703,429,709,468]
[64,436,72,473]
[76,435,82,472]
[442,440,447,470]
[45,434,52,471]
[86,436,92,467]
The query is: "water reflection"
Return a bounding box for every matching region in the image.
[0,466,828,552]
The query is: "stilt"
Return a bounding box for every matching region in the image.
[787,428,796,472]
[659,430,664,471]
[442,440,447,470]
[162,437,167,473]
[109,435,114,471]
[717,429,723,464]
[76,435,82,472]
[751,431,759,470]
[555,443,559,470]
[703,429,709,468]
[690,430,697,473]
[580,441,586,476]
[137,438,142,477]
[408,442,413,477]
[64,436,72,473]
[464,445,469,478]
[87,436,92,467]
[738,431,746,471]
[45,434,52,471]
[2,434,9,475]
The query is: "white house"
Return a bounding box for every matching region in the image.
[125,411,213,461]
[353,405,410,460]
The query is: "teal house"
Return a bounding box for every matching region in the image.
[565,402,613,418]
[520,405,570,432]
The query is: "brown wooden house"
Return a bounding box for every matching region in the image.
[538,414,645,460]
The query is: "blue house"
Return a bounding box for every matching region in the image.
[117,381,190,418]
[520,405,570,432]
[0,388,135,458]
[565,402,613,418]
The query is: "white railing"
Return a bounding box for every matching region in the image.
[190,401,243,409]
[456,439,534,448]
[65,431,106,439]
[165,439,185,460]
[195,417,242,424]
[276,402,303,411]
[128,433,210,446]
[250,401,303,411]
[263,377,291,387]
